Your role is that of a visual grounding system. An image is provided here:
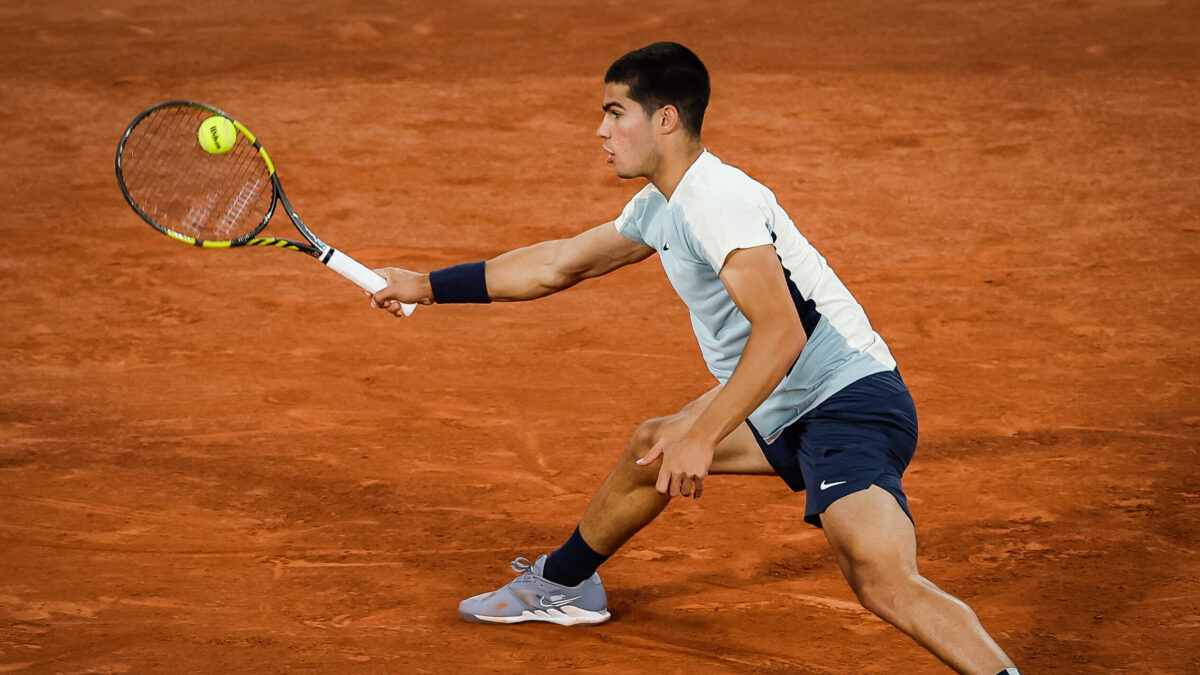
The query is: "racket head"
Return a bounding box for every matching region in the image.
[116,101,278,247]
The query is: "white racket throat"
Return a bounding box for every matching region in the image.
[323,249,416,317]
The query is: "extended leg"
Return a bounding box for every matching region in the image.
[822,485,1016,674]
[457,386,774,625]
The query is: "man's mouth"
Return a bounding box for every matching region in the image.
[603,147,614,164]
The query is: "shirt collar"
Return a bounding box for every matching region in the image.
[648,149,714,205]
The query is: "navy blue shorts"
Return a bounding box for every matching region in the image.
[749,370,918,528]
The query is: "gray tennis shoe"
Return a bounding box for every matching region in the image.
[458,555,610,626]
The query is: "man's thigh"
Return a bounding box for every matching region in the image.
[657,385,776,476]
[821,484,918,579]
[712,423,777,475]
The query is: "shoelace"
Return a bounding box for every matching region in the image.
[509,556,533,578]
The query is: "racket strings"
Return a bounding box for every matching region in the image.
[120,105,275,243]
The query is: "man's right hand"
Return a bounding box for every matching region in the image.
[370,267,434,317]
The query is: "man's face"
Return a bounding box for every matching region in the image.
[597,82,661,179]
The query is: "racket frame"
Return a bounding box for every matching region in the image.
[116,100,414,315]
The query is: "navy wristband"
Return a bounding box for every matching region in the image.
[429,261,491,304]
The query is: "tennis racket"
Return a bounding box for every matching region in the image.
[115,100,415,316]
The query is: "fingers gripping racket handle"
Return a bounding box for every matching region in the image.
[325,249,417,317]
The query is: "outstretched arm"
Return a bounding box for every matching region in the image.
[370,222,654,315]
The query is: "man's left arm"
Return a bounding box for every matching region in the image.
[638,244,807,498]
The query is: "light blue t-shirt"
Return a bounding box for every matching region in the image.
[615,150,896,442]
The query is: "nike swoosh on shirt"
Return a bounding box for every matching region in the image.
[820,480,847,490]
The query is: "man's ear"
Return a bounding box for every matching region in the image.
[657,105,682,134]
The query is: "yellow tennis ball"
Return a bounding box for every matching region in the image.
[197,115,237,154]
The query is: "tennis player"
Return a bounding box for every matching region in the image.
[371,42,1020,675]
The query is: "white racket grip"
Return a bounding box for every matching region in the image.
[325,248,417,317]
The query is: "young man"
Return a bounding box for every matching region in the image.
[371,43,1020,675]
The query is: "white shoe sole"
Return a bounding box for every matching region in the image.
[461,606,611,626]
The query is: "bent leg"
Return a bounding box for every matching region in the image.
[579,385,775,555]
[822,485,1016,674]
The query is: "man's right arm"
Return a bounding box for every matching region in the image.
[370,222,655,313]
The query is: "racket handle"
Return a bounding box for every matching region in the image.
[325,249,417,317]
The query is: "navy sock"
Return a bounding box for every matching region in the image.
[542,526,610,587]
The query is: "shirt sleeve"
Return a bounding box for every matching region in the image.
[613,185,653,247]
[679,195,774,272]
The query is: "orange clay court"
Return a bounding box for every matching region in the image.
[1,1,1198,673]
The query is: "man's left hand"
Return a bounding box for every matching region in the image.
[637,435,715,499]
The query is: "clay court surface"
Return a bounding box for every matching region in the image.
[2,1,1198,672]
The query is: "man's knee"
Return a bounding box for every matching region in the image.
[629,419,659,455]
[848,567,922,623]
[612,418,662,485]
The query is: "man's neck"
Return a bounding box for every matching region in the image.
[649,144,704,201]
